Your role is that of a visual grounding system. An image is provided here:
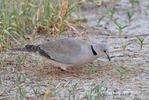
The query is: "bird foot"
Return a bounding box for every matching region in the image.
[58,67,74,74]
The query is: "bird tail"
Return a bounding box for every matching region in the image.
[9,45,40,52]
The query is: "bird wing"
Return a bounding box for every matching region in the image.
[39,38,86,64]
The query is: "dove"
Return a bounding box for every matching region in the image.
[9,38,110,73]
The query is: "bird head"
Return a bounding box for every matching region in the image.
[93,43,111,61]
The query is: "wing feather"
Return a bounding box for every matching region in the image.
[39,38,86,64]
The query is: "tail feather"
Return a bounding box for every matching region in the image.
[8,47,27,51]
[9,45,40,52]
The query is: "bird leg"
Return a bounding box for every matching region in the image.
[58,66,74,73]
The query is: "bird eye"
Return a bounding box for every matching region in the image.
[104,50,106,52]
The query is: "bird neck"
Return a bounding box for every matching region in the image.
[91,45,97,56]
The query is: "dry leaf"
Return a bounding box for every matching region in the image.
[59,0,68,17]
[56,0,68,32]
[65,20,81,36]
[43,86,52,100]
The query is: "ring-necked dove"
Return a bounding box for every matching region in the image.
[9,38,110,73]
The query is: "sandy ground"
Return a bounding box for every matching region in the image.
[0,0,149,100]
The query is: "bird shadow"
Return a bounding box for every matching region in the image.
[35,65,89,78]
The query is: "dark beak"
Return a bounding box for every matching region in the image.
[104,51,111,61]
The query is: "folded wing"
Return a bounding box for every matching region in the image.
[39,38,86,64]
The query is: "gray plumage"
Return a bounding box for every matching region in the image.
[9,45,40,52]
[9,38,110,71]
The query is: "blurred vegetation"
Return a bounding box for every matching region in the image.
[0,0,142,49]
[0,0,80,49]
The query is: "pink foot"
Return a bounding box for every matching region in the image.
[58,67,74,73]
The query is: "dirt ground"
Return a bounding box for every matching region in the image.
[0,0,149,100]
